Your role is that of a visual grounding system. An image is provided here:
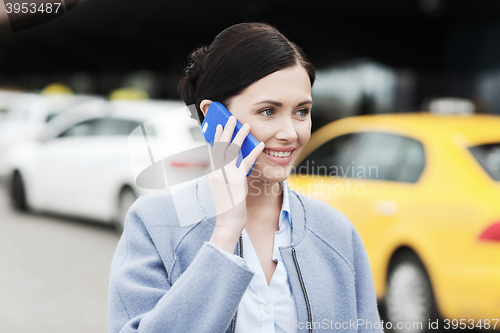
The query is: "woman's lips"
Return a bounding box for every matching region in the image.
[262,148,295,165]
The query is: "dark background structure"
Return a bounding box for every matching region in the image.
[1,0,500,115]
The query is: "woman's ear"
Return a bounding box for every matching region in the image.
[199,99,213,117]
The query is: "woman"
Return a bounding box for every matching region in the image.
[108,22,382,333]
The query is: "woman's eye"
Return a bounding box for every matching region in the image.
[296,108,310,117]
[260,109,274,116]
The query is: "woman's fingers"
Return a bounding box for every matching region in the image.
[214,124,223,142]
[243,141,265,174]
[211,124,228,171]
[211,117,259,174]
[211,120,239,171]
[220,116,236,143]
[223,122,249,165]
[231,123,249,148]
[216,116,245,167]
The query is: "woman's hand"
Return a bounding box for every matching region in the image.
[208,116,264,254]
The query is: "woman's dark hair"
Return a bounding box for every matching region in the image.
[177,22,316,124]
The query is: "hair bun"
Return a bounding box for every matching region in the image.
[178,22,315,126]
[185,46,208,84]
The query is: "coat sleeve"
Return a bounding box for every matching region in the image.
[351,227,384,333]
[108,204,254,333]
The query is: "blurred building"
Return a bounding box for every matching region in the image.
[1,0,500,122]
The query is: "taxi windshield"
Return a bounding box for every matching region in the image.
[469,143,500,181]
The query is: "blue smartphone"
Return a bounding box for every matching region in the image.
[201,102,259,176]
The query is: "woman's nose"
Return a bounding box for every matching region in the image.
[275,117,298,141]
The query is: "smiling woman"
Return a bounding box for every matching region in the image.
[200,65,313,184]
[108,22,383,333]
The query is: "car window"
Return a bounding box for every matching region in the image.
[351,132,425,182]
[45,111,64,123]
[469,143,500,181]
[295,133,359,176]
[189,126,205,142]
[140,124,156,137]
[58,118,100,138]
[58,117,155,139]
[93,118,145,136]
[4,105,31,122]
[296,132,425,182]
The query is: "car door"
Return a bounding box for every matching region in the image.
[342,132,426,257]
[35,116,144,221]
[75,117,143,220]
[34,118,102,217]
[290,131,426,293]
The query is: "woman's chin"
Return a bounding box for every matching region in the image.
[248,166,292,183]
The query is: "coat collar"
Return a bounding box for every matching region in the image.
[181,174,307,246]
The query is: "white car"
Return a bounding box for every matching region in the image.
[0,90,22,121]
[0,93,101,178]
[4,99,210,233]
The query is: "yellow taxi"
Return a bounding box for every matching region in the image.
[288,113,500,331]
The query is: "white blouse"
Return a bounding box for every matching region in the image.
[213,181,298,333]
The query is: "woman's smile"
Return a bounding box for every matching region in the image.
[262,147,296,165]
[223,64,312,182]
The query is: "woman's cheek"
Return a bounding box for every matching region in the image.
[299,123,312,144]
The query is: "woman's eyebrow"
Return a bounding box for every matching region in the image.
[297,100,313,106]
[253,100,313,107]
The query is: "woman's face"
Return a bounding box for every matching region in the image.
[206,64,312,183]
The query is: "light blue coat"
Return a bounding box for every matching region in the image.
[108,175,383,333]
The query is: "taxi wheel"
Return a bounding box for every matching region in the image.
[385,251,439,333]
[11,171,28,212]
[113,187,137,235]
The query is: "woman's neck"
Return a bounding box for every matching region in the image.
[245,178,283,227]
